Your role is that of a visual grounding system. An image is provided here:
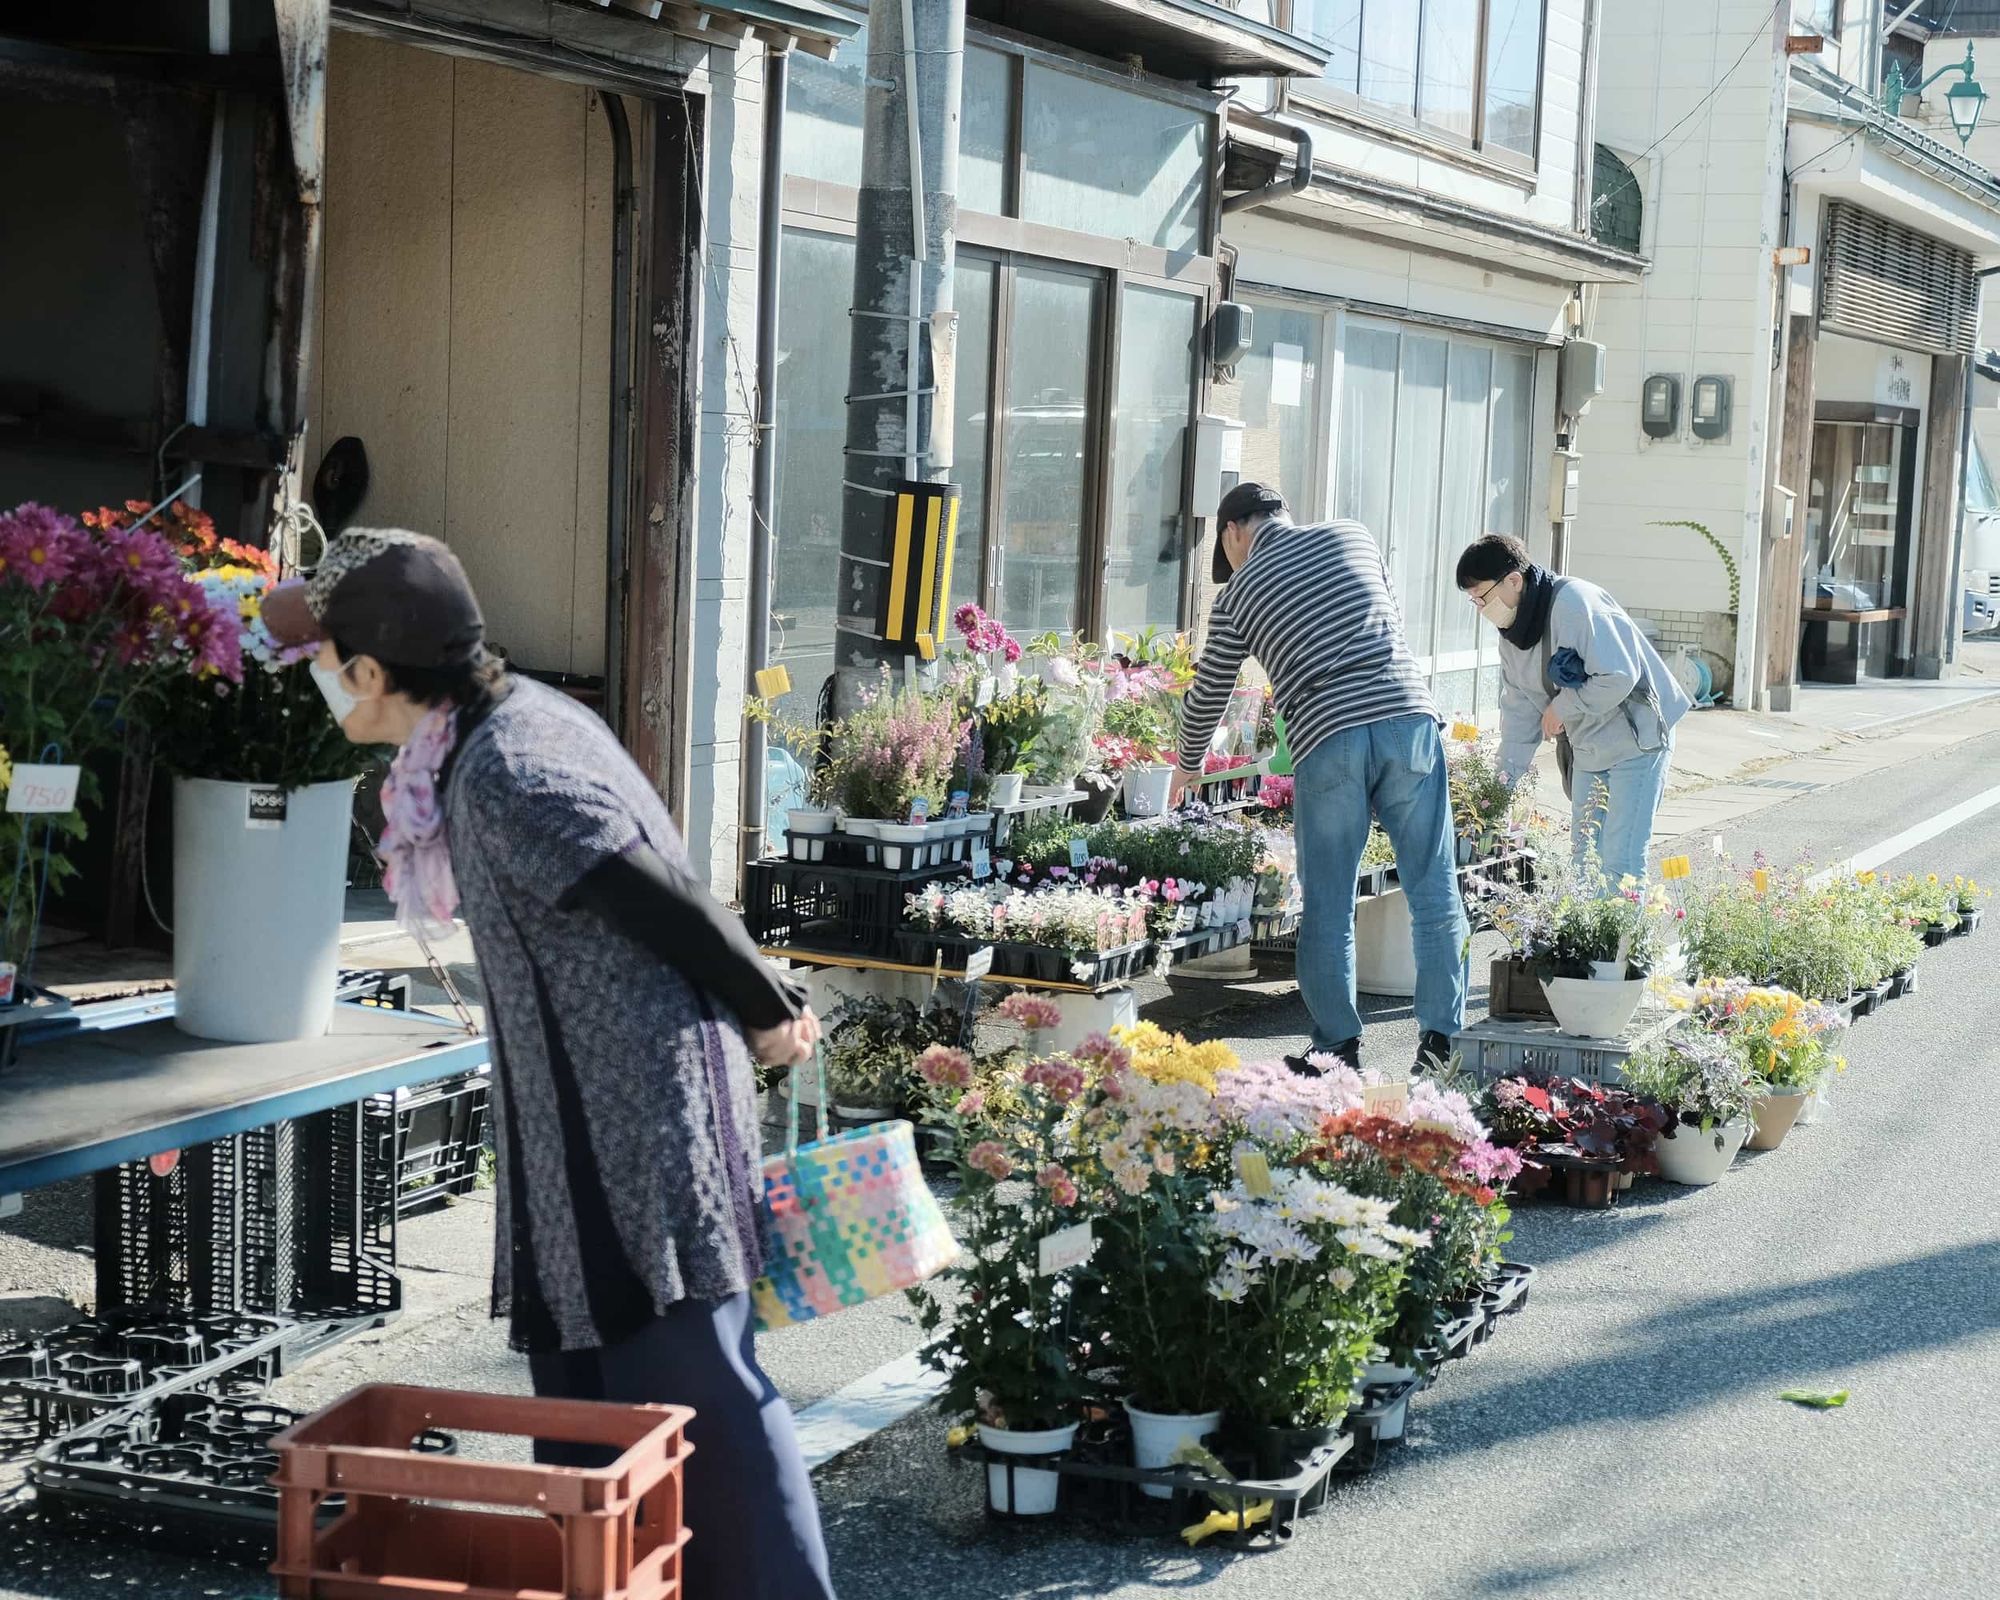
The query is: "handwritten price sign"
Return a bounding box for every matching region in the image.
[5,764,81,815]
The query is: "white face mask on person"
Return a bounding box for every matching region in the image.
[1483,597,1518,630]
[309,658,371,726]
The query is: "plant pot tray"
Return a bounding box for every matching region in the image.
[1157,922,1253,969]
[895,931,1151,989]
[745,859,969,960]
[1451,1010,1684,1086]
[955,1418,1353,1544]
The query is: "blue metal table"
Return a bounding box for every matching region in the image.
[0,999,489,1198]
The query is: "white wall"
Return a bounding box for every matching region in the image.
[1575,0,1790,695]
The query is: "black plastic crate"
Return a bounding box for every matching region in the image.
[746,858,966,959]
[376,1071,491,1217]
[94,1102,400,1327]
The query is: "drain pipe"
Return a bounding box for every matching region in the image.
[741,45,790,874]
[1946,268,2000,670]
[601,92,634,738]
[1219,123,1312,216]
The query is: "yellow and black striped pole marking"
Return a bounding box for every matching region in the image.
[879,480,962,648]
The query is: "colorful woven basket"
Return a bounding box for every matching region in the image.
[751,1056,957,1332]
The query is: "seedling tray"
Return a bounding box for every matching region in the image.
[896,931,1151,988]
[1453,1009,1683,1085]
[957,1416,1353,1545]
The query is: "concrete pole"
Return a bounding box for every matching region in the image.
[831,0,964,715]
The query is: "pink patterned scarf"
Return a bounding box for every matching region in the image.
[379,706,461,939]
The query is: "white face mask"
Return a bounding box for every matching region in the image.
[310,658,368,726]
[1484,597,1519,630]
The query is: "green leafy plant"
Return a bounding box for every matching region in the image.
[747,695,836,807]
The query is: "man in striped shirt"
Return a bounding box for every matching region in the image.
[1171,483,1467,1072]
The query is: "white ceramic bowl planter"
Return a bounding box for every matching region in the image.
[172,777,353,1044]
[1124,1401,1222,1499]
[1541,976,1646,1038]
[978,1422,1077,1516]
[1654,1118,1750,1185]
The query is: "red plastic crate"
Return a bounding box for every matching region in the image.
[271,1384,693,1600]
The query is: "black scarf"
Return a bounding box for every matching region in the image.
[1499,563,1558,652]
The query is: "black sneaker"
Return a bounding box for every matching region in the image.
[1287,1038,1360,1076]
[1414,1031,1455,1074]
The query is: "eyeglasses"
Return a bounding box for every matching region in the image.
[1467,581,1501,610]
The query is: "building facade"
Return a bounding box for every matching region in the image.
[1580,1,2000,709]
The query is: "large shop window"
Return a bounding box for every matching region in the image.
[1213,301,1328,519]
[1335,317,1536,716]
[1288,0,1545,161]
[1105,286,1201,638]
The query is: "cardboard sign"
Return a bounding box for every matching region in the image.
[962,945,995,982]
[754,665,792,698]
[1069,837,1090,870]
[1037,1221,1096,1276]
[1362,1080,1410,1118]
[5,764,81,815]
[970,839,992,881]
[246,787,288,830]
[1234,1149,1276,1199]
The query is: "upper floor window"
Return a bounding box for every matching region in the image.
[1793,1,1841,40]
[1288,0,1546,164]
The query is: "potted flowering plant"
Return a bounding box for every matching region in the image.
[1670,980,1842,1151]
[830,677,965,866]
[1492,858,1670,1038]
[819,992,947,1123]
[908,1039,1094,1515]
[1022,631,1105,792]
[1445,734,1518,865]
[1618,1027,1757,1184]
[1481,1074,1669,1206]
[1102,628,1189,818]
[0,500,236,1008]
[1953,875,1985,934]
[139,509,385,1043]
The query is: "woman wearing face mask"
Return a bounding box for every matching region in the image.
[1456,534,1692,888]
[266,529,839,1600]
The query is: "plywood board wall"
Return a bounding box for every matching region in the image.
[307,30,616,677]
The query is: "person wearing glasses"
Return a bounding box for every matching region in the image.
[1456,534,1691,888]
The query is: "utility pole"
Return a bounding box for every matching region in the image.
[832,0,964,715]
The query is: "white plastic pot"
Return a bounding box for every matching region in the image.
[875,822,929,871]
[1541,976,1646,1039]
[978,1421,1077,1516]
[172,777,354,1044]
[1654,1118,1749,1185]
[839,817,882,865]
[1121,765,1174,818]
[1125,1400,1222,1499]
[786,808,836,861]
[989,772,1025,808]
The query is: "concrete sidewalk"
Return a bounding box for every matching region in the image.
[1520,637,2000,842]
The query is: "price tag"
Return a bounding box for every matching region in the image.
[1450,720,1481,743]
[916,631,936,660]
[246,787,288,830]
[0,962,16,1005]
[754,665,792,698]
[1713,834,1726,857]
[962,945,995,982]
[970,839,992,881]
[1173,905,1198,934]
[975,675,997,708]
[1361,1080,1410,1118]
[5,764,81,815]
[946,790,970,819]
[1752,867,1770,895]
[907,795,930,825]
[1660,855,1692,881]
[1069,837,1090,870]
[1037,1221,1096,1276]
[1234,1149,1276,1198]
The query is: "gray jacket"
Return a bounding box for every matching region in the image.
[1496,576,1693,785]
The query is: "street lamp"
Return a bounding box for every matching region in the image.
[1883,43,1989,148]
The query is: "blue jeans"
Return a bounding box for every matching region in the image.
[1571,734,1675,890]
[1293,714,1468,1050]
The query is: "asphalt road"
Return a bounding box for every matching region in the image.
[4,729,1999,1598]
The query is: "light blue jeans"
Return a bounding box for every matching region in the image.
[1293,714,1469,1050]
[1571,734,1675,889]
